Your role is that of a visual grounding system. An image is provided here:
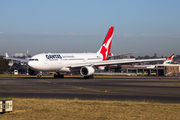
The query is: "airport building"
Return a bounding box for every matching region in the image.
[106,64,180,76]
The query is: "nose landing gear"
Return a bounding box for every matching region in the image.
[37,71,42,79]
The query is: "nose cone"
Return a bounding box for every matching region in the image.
[28,61,37,70]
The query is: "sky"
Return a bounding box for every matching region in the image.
[0,0,180,57]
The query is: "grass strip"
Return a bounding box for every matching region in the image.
[0,98,180,120]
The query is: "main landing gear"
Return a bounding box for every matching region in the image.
[54,72,64,78]
[83,75,94,79]
[37,74,42,79]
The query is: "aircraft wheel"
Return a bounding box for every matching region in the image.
[37,75,42,79]
[54,74,57,78]
[90,75,94,79]
[60,74,64,78]
[84,76,93,79]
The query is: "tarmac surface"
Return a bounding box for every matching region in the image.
[0,75,180,103]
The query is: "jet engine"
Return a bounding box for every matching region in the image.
[80,66,95,76]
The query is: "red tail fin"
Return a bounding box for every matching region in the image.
[97,26,114,60]
[163,54,174,64]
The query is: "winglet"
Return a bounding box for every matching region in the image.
[5,53,9,58]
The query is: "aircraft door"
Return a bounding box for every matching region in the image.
[59,58,62,64]
[84,55,87,63]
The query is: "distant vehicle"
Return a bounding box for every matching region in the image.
[151,70,156,76]
[14,70,18,75]
[5,26,166,79]
[137,70,143,75]
[144,71,149,75]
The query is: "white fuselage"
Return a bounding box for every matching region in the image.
[28,53,103,72]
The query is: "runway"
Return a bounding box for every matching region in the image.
[0,76,180,103]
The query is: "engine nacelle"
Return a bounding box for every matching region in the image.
[80,66,95,76]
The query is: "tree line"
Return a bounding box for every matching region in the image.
[0,57,9,74]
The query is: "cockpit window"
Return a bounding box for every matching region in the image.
[29,59,39,61]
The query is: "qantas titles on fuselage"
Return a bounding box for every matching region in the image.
[46,54,62,60]
[45,54,102,60]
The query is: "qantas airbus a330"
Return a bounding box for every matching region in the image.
[5,26,166,79]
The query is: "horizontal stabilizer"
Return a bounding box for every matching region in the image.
[4,53,29,63]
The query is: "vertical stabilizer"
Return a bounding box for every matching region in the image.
[97,26,114,60]
[5,53,9,58]
[163,54,174,64]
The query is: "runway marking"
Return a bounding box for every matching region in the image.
[34,80,103,92]
[100,79,156,81]
[67,85,102,93]
[60,84,141,93]
[105,89,140,93]
[63,85,136,93]
[52,89,79,91]
[169,83,180,86]
[7,89,39,92]
[37,79,51,84]
[101,78,180,82]
[0,87,8,91]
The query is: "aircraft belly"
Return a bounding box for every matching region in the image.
[45,62,63,71]
[31,62,63,72]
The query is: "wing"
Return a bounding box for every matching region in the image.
[5,53,29,63]
[108,52,138,59]
[66,58,166,68]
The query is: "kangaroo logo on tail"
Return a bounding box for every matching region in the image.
[163,54,174,64]
[97,26,114,60]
